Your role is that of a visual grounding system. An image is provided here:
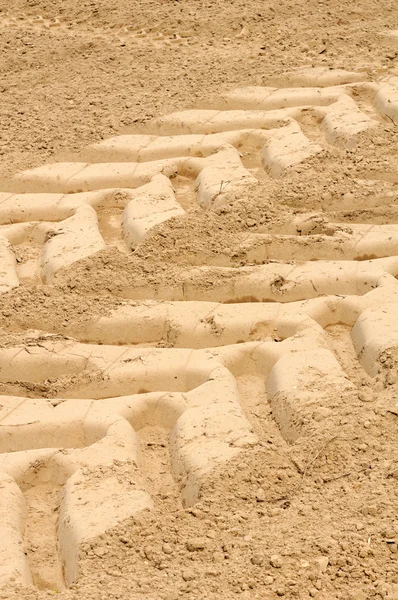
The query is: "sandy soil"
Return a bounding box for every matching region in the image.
[0,0,397,598]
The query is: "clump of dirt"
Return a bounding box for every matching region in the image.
[0,287,125,334]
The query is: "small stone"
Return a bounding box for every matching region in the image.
[314,556,329,572]
[388,542,398,554]
[162,543,173,555]
[251,554,264,566]
[358,390,374,403]
[186,538,206,551]
[382,528,396,539]
[246,217,256,227]
[309,588,319,597]
[256,487,266,502]
[264,575,274,585]
[276,587,285,596]
[270,554,283,568]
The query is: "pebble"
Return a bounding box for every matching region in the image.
[276,587,285,596]
[251,554,264,566]
[382,528,396,538]
[264,575,274,585]
[270,554,283,568]
[256,487,266,502]
[162,543,173,555]
[314,556,329,572]
[358,390,374,403]
[186,538,206,551]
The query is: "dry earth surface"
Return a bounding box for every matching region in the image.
[0,0,397,599]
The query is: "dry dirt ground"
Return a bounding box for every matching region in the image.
[0,0,398,599]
